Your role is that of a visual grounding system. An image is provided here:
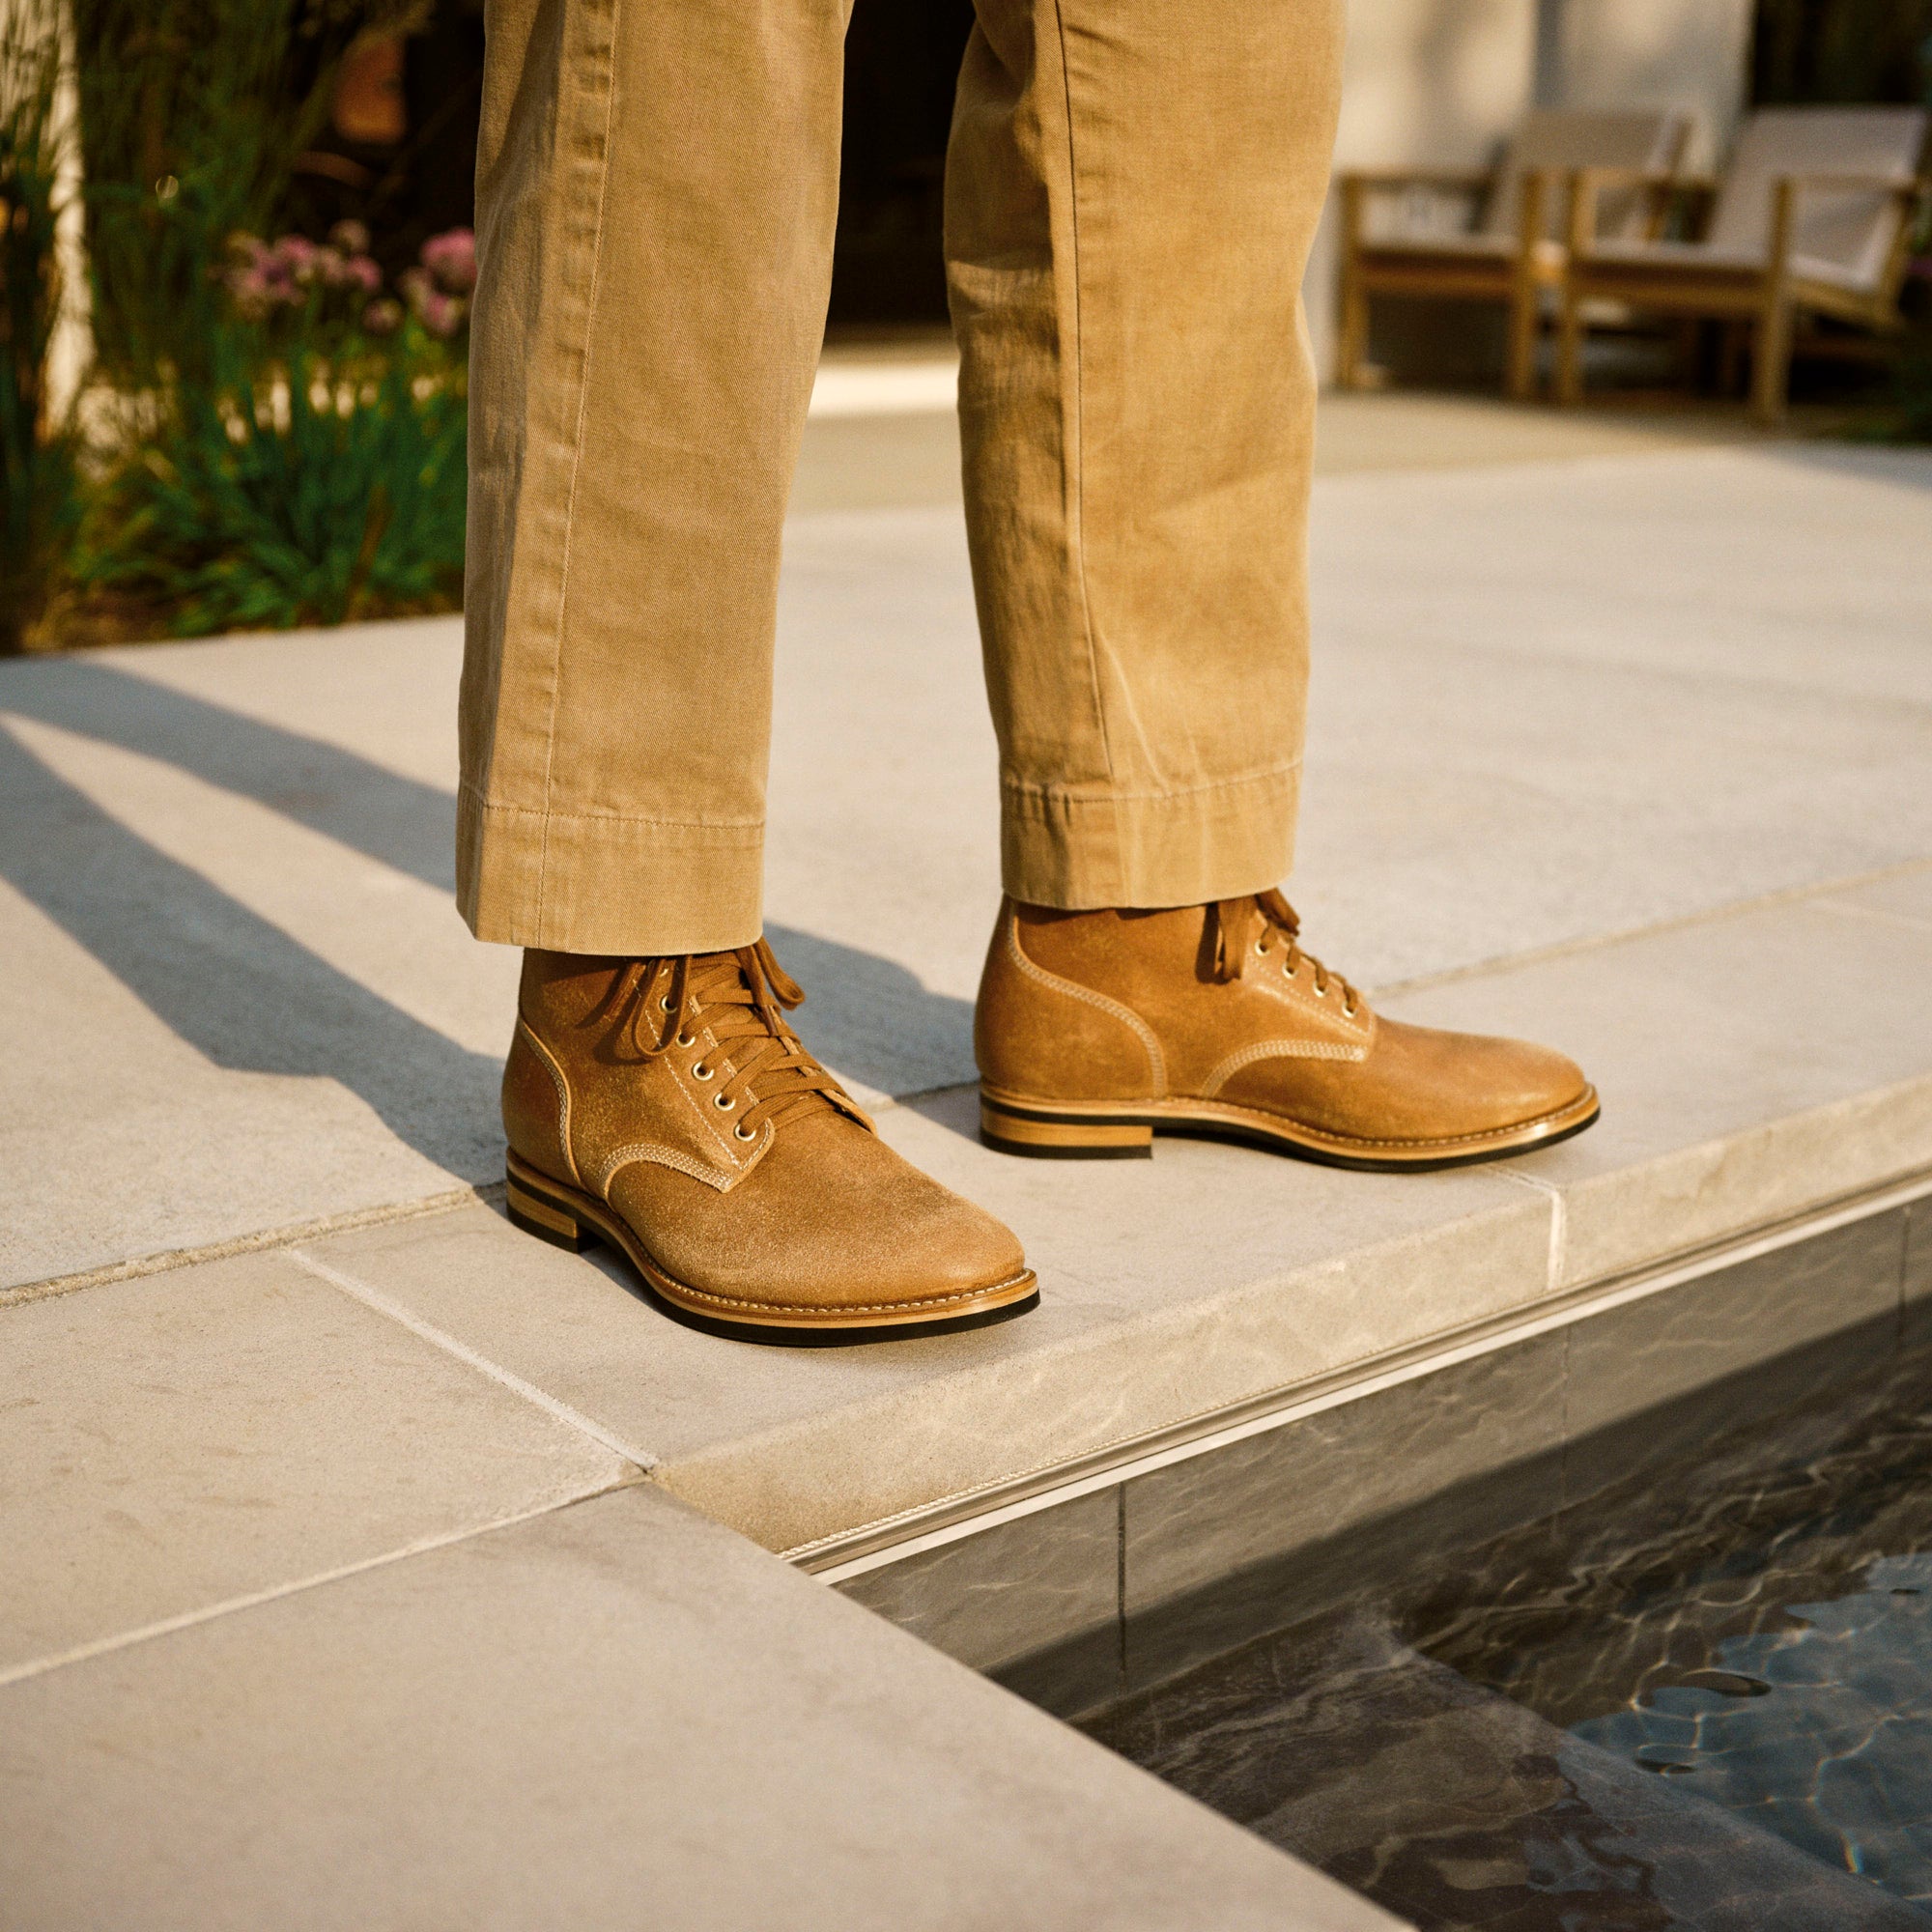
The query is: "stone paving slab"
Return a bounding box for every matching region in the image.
[0,1485,1397,1932]
[302,1136,1547,1556]
[5,438,1929,1290]
[0,1247,632,1680]
[1395,887,1932,1288]
[288,872,1932,1561]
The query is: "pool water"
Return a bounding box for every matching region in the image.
[1086,1335,1932,1930]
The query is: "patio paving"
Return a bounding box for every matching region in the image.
[5,391,1932,1927]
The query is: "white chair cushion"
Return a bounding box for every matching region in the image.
[1484,108,1690,242]
[1705,106,1927,293]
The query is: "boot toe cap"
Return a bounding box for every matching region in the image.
[611,1116,1032,1325]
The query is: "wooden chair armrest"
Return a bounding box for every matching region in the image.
[1563,164,1681,189]
[1337,167,1491,191]
[1562,166,1684,252]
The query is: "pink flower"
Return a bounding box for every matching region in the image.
[328,218,372,256]
[221,235,303,319]
[274,234,324,287]
[224,263,275,321]
[420,227,477,295]
[345,253,383,294]
[397,263,469,337]
[363,297,404,335]
[420,290,465,338]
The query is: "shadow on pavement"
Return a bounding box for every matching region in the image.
[0,724,500,1179]
[764,924,977,1102]
[0,656,458,892]
[0,661,980,1131]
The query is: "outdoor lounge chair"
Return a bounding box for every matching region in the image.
[1555,105,1931,423]
[1337,108,1689,400]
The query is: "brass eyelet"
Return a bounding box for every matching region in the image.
[675,1033,695,1049]
[714,1092,734,1110]
[692,1062,713,1081]
[734,1123,756,1142]
[1254,938,1270,955]
[659,995,672,1012]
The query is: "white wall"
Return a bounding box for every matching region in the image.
[1541,0,1754,167]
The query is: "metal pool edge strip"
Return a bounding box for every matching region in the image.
[797,1165,1932,1584]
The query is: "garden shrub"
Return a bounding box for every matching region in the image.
[74,224,472,635]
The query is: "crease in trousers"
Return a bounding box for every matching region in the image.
[457,0,1346,956]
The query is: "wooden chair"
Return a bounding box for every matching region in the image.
[1555,106,1930,424]
[1337,109,1689,400]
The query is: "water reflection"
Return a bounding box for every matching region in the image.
[1088,1346,1932,1930]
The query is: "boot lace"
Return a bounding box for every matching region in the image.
[595,939,868,1144]
[1208,890,1360,1018]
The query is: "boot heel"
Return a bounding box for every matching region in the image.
[505,1162,600,1253]
[979,1096,1153,1160]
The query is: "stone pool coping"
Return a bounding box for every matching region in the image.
[241,859,1932,1577]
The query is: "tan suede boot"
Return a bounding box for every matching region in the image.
[503,942,1037,1340]
[976,894,1597,1169]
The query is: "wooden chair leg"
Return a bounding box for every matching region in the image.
[1752,297,1792,426]
[1338,273,1371,391]
[1506,170,1546,402]
[1752,180,1797,427]
[1505,291,1537,401]
[1554,293,1585,406]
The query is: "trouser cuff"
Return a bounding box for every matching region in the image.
[999,764,1299,911]
[457,785,764,955]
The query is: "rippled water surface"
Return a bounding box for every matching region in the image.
[1090,1339,1932,1930]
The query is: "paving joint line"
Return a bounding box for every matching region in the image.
[287,1247,659,1473]
[1370,851,1932,1001]
[0,1479,643,1692]
[2,1183,504,1312]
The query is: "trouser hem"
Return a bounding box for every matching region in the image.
[999,764,1299,911]
[457,786,764,955]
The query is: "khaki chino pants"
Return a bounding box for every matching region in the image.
[458,0,1345,956]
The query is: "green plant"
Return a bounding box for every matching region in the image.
[76,321,466,634]
[71,221,474,638]
[0,0,78,652]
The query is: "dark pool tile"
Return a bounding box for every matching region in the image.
[1091,1612,1926,1932]
[988,1620,1124,1719]
[1902,1200,1932,1351]
[1121,1335,1566,1690]
[835,1487,1120,1700]
[1564,1210,1908,1501]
